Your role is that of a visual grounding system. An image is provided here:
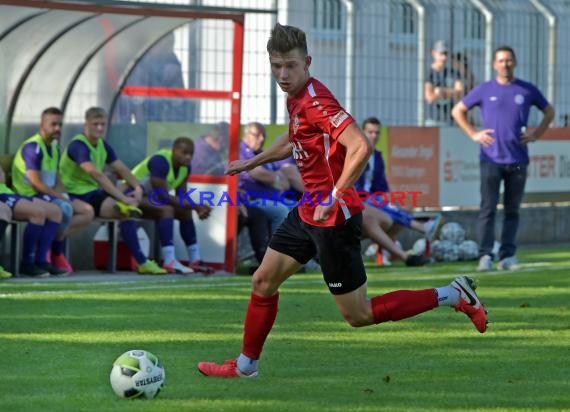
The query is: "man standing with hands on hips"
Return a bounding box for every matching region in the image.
[452,46,555,272]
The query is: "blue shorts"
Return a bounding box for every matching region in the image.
[0,193,33,210]
[34,194,74,228]
[366,199,413,228]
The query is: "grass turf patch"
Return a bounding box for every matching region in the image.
[0,247,569,411]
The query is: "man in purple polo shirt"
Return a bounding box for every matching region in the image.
[452,46,555,271]
[239,122,290,233]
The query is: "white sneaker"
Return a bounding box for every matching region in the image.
[477,255,492,272]
[364,243,378,258]
[380,248,392,266]
[424,214,443,241]
[163,259,194,274]
[498,256,520,271]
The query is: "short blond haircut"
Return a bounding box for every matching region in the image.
[85,107,107,121]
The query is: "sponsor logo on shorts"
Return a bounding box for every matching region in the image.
[328,282,342,288]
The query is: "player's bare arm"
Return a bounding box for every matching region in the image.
[110,160,143,202]
[80,161,134,204]
[26,170,67,200]
[520,104,555,144]
[333,122,373,192]
[424,81,438,104]
[313,122,372,222]
[451,101,495,147]
[227,133,292,175]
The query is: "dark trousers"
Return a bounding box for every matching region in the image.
[478,161,527,260]
[238,205,269,264]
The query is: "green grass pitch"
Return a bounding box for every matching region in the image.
[0,246,569,412]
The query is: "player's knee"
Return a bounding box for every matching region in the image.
[0,203,11,221]
[47,204,62,223]
[341,310,373,328]
[28,207,46,224]
[59,202,74,225]
[251,271,278,297]
[159,205,175,218]
[345,316,369,328]
[78,203,95,220]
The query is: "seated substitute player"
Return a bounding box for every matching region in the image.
[197,23,488,379]
[12,107,94,272]
[0,168,65,277]
[59,107,166,275]
[0,202,13,279]
[356,117,442,252]
[132,137,214,274]
[361,203,429,266]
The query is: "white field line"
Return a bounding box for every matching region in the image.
[0,261,567,299]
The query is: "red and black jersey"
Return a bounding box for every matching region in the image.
[287,77,363,226]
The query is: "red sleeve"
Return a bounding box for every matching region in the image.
[304,91,354,140]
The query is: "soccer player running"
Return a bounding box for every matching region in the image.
[197,23,488,379]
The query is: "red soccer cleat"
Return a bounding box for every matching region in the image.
[451,275,488,333]
[188,260,216,275]
[51,253,74,273]
[197,359,258,378]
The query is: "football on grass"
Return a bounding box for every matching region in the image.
[109,350,165,399]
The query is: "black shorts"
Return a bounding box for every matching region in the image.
[269,207,367,295]
[69,189,109,217]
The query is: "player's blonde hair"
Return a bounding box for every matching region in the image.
[267,23,307,56]
[85,107,106,121]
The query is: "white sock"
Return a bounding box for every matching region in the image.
[237,353,258,375]
[435,285,460,306]
[162,245,176,263]
[187,243,200,262]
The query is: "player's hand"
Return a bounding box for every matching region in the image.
[195,205,212,220]
[313,201,335,223]
[226,160,250,175]
[121,195,139,206]
[132,185,143,202]
[520,132,539,145]
[471,129,495,147]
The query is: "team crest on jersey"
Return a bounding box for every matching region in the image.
[514,94,525,105]
[293,114,300,134]
[330,110,348,127]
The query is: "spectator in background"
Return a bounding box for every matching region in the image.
[118,32,187,123]
[192,122,229,176]
[452,45,555,271]
[238,122,290,234]
[356,117,438,267]
[424,40,464,126]
[12,107,94,273]
[237,200,270,271]
[452,52,476,93]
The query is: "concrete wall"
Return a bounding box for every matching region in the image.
[397,205,570,250]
